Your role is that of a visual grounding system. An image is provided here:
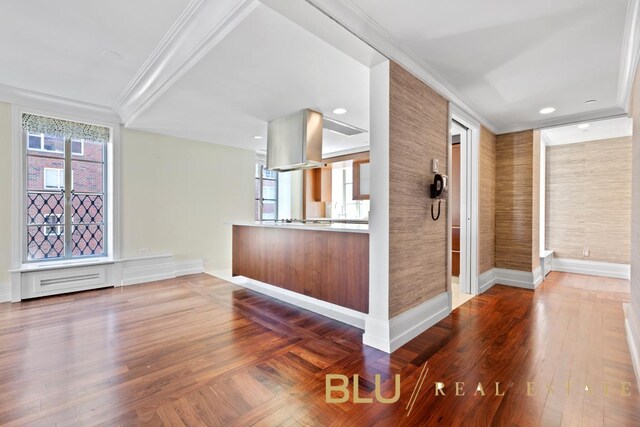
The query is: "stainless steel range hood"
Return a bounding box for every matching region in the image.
[267,109,324,171]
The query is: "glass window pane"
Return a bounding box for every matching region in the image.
[26,192,64,225]
[27,156,65,191]
[72,194,103,224]
[71,160,103,193]
[263,169,277,179]
[73,139,102,162]
[262,200,277,220]
[72,224,104,257]
[262,179,277,200]
[27,225,64,260]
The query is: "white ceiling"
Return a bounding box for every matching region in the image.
[0,0,636,146]
[542,116,632,145]
[127,3,373,154]
[0,0,191,106]
[346,0,631,131]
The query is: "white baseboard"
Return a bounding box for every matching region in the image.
[552,258,631,279]
[493,267,543,290]
[119,256,204,286]
[388,292,450,353]
[363,293,451,353]
[174,259,205,277]
[623,303,640,391]
[119,255,175,286]
[362,316,392,353]
[231,276,367,330]
[0,284,10,303]
[479,269,496,293]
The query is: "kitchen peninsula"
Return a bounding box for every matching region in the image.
[232,222,369,314]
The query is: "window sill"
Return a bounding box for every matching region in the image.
[11,257,114,273]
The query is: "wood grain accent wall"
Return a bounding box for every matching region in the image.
[545,137,632,263]
[388,61,449,318]
[631,68,640,328]
[495,130,539,272]
[479,126,496,274]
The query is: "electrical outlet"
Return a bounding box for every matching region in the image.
[432,159,439,173]
[583,248,590,257]
[139,248,149,255]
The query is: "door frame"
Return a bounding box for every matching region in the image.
[448,104,480,305]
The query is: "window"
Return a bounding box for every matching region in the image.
[24,113,109,261]
[27,133,84,156]
[43,168,74,190]
[43,168,63,190]
[330,165,369,220]
[255,163,278,221]
[43,214,63,236]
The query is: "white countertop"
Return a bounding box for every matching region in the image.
[232,221,369,234]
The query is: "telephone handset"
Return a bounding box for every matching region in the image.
[430,174,448,199]
[430,173,448,220]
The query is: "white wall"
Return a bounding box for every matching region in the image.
[0,102,11,298]
[121,129,255,271]
[362,60,391,351]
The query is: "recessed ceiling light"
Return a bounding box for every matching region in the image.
[577,123,590,129]
[253,135,263,140]
[539,107,556,115]
[332,108,347,115]
[585,99,597,104]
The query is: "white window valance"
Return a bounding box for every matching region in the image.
[22,113,111,143]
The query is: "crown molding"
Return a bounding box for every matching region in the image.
[0,83,121,124]
[618,0,640,112]
[303,0,499,134]
[114,0,259,126]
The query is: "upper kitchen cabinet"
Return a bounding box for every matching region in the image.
[353,160,370,200]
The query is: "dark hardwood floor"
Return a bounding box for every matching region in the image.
[0,272,637,426]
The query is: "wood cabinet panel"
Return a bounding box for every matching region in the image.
[232,225,369,313]
[452,226,460,251]
[452,251,460,277]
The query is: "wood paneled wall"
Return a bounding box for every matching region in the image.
[545,137,632,263]
[495,130,539,272]
[388,61,449,317]
[479,126,496,274]
[631,67,640,331]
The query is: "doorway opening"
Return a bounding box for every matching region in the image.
[449,111,479,309]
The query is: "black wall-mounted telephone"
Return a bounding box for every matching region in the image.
[430,173,448,220]
[430,174,448,199]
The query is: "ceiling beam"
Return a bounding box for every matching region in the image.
[114,0,259,126]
